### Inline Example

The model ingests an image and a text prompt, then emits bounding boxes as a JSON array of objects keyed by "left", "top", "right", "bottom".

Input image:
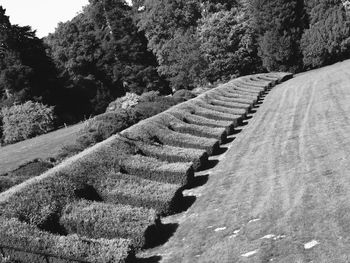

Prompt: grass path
[
  {"left": 140, "top": 60, "right": 350, "bottom": 262},
  {"left": 0, "top": 123, "right": 82, "bottom": 174}
]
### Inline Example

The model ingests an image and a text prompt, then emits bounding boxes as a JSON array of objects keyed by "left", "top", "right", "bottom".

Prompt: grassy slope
[
  {"left": 0, "top": 123, "right": 82, "bottom": 174},
  {"left": 139, "top": 60, "right": 350, "bottom": 262}
]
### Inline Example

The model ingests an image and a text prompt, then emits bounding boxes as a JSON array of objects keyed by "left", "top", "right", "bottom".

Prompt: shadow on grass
[
  {"left": 144, "top": 223, "right": 179, "bottom": 249},
  {"left": 172, "top": 195, "right": 196, "bottom": 214},
  {"left": 223, "top": 136, "right": 235, "bottom": 144},
  {"left": 185, "top": 174, "right": 209, "bottom": 188},
  {"left": 240, "top": 121, "right": 249, "bottom": 126},
  {"left": 133, "top": 255, "right": 162, "bottom": 263},
  {"left": 212, "top": 146, "right": 228, "bottom": 156}
]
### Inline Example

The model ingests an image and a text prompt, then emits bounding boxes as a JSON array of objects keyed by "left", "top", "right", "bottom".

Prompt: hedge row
[
  {"left": 60, "top": 200, "right": 158, "bottom": 249},
  {"left": 0, "top": 72, "right": 293, "bottom": 262},
  {"left": 169, "top": 109, "right": 234, "bottom": 134},
  {"left": 155, "top": 113, "right": 227, "bottom": 143},
  {"left": 0, "top": 217, "right": 133, "bottom": 263},
  {"left": 123, "top": 122, "right": 220, "bottom": 155},
  {"left": 95, "top": 172, "right": 182, "bottom": 215}
]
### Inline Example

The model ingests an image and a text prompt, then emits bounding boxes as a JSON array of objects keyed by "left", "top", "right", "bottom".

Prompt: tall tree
[
  {"left": 301, "top": 0, "right": 350, "bottom": 68},
  {"left": 249, "top": 0, "right": 307, "bottom": 72},
  {"left": 137, "top": 0, "right": 205, "bottom": 90},
  {"left": 0, "top": 6, "right": 59, "bottom": 107}
]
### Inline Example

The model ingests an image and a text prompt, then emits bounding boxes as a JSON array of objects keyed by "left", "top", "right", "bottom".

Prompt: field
[
  {"left": 139, "top": 60, "right": 350, "bottom": 262},
  {"left": 0, "top": 71, "right": 291, "bottom": 262}
]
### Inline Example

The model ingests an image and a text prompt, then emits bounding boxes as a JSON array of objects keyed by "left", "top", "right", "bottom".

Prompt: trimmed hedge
[
  {"left": 180, "top": 104, "right": 242, "bottom": 125},
  {"left": 221, "top": 85, "right": 261, "bottom": 97},
  {"left": 211, "top": 93, "right": 256, "bottom": 106},
  {"left": 95, "top": 172, "right": 182, "bottom": 215},
  {"left": 238, "top": 81, "right": 269, "bottom": 90},
  {"left": 0, "top": 217, "right": 133, "bottom": 263},
  {"left": 118, "top": 135, "right": 208, "bottom": 170},
  {"left": 60, "top": 200, "right": 158, "bottom": 249},
  {"left": 123, "top": 121, "right": 220, "bottom": 155},
  {"left": 169, "top": 109, "right": 234, "bottom": 134},
  {"left": 62, "top": 141, "right": 194, "bottom": 186},
  {"left": 206, "top": 98, "right": 252, "bottom": 111},
  {"left": 0, "top": 159, "right": 53, "bottom": 193},
  {"left": 192, "top": 100, "right": 247, "bottom": 117},
  {"left": 155, "top": 113, "right": 227, "bottom": 143},
  {"left": 214, "top": 89, "right": 258, "bottom": 102},
  {"left": 232, "top": 81, "right": 266, "bottom": 93},
  {"left": 0, "top": 172, "right": 81, "bottom": 229}
]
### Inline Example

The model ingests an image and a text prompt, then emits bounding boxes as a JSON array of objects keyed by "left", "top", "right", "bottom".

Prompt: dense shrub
[
  {"left": 60, "top": 200, "right": 158, "bottom": 249},
  {"left": 106, "top": 93, "right": 141, "bottom": 112},
  {"left": 133, "top": 95, "right": 178, "bottom": 121},
  {"left": 0, "top": 217, "right": 133, "bottom": 263},
  {"left": 0, "top": 159, "right": 53, "bottom": 193},
  {"left": 169, "top": 109, "right": 235, "bottom": 134},
  {"left": 95, "top": 172, "right": 182, "bottom": 215},
  {"left": 1, "top": 101, "right": 54, "bottom": 144},
  {"left": 301, "top": 1, "right": 350, "bottom": 68},
  {"left": 172, "top": 89, "right": 196, "bottom": 102},
  {"left": 58, "top": 110, "right": 137, "bottom": 160},
  {"left": 192, "top": 100, "right": 247, "bottom": 117}
]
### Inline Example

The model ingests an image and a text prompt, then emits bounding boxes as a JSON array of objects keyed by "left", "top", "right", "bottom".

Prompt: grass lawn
[{"left": 0, "top": 123, "right": 83, "bottom": 175}]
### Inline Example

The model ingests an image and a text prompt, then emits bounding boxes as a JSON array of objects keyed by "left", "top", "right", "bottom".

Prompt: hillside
[{"left": 139, "top": 60, "right": 350, "bottom": 262}]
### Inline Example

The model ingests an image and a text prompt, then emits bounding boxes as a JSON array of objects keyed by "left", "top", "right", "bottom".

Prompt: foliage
[
  {"left": 137, "top": 0, "right": 206, "bottom": 90},
  {"left": 249, "top": 0, "right": 307, "bottom": 72},
  {"left": 0, "top": 217, "right": 133, "bottom": 263},
  {"left": 60, "top": 200, "right": 158, "bottom": 249},
  {"left": 301, "top": 0, "right": 350, "bottom": 68},
  {"left": 106, "top": 92, "right": 140, "bottom": 112},
  {"left": 198, "top": 8, "right": 260, "bottom": 82},
  {"left": 1, "top": 101, "right": 54, "bottom": 144}
]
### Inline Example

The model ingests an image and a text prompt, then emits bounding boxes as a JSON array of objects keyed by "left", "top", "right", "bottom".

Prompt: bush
[
  {"left": 58, "top": 110, "right": 137, "bottom": 160},
  {"left": 192, "top": 100, "right": 247, "bottom": 118},
  {"left": 155, "top": 113, "right": 227, "bottom": 143},
  {"left": 180, "top": 104, "right": 242, "bottom": 126},
  {"left": 221, "top": 85, "right": 261, "bottom": 97},
  {"left": 212, "top": 93, "right": 256, "bottom": 106},
  {"left": 234, "top": 80, "right": 267, "bottom": 91},
  {"left": 133, "top": 96, "right": 178, "bottom": 121},
  {"left": 60, "top": 200, "right": 158, "bottom": 249},
  {"left": 95, "top": 172, "right": 182, "bottom": 216},
  {"left": 124, "top": 121, "right": 220, "bottom": 155},
  {"left": 106, "top": 93, "right": 140, "bottom": 112},
  {"left": 0, "top": 172, "right": 81, "bottom": 230},
  {"left": 169, "top": 109, "right": 234, "bottom": 134},
  {"left": 215, "top": 88, "right": 258, "bottom": 101},
  {"left": 1, "top": 101, "right": 54, "bottom": 144},
  {"left": 172, "top": 89, "right": 196, "bottom": 102},
  {"left": 0, "top": 159, "right": 53, "bottom": 193},
  {"left": 120, "top": 135, "right": 208, "bottom": 170},
  {"left": 0, "top": 217, "right": 133, "bottom": 263}
]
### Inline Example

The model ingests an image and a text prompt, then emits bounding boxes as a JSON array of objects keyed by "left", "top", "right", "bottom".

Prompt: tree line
[{"left": 0, "top": 0, "right": 350, "bottom": 126}]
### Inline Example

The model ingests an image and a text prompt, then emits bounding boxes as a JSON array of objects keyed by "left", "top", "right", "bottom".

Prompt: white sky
[{"left": 0, "top": 0, "right": 133, "bottom": 38}]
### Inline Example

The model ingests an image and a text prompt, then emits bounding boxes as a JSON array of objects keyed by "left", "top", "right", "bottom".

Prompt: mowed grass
[{"left": 0, "top": 123, "right": 83, "bottom": 175}]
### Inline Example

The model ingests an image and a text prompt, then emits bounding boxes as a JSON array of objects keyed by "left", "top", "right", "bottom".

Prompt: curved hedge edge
[
  {"left": 116, "top": 134, "right": 208, "bottom": 171},
  {"left": 200, "top": 94, "right": 252, "bottom": 111},
  {"left": 97, "top": 172, "right": 183, "bottom": 216},
  {"left": 211, "top": 93, "right": 256, "bottom": 107},
  {"left": 120, "top": 154, "right": 194, "bottom": 186},
  {"left": 244, "top": 76, "right": 273, "bottom": 87},
  {"left": 60, "top": 200, "right": 158, "bottom": 250},
  {"left": 122, "top": 121, "right": 220, "bottom": 156},
  {"left": 191, "top": 100, "right": 247, "bottom": 117},
  {"left": 232, "top": 81, "right": 267, "bottom": 92},
  {"left": 0, "top": 217, "right": 134, "bottom": 263},
  {"left": 214, "top": 89, "right": 258, "bottom": 102},
  {"left": 168, "top": 110, "right": 234, "bottom": 134},
  {"left": 154, "top": 113, "right": 227, "bottom": 143},
  {"left": 222, "top": 85, "right": 262, "bottom": 97}
]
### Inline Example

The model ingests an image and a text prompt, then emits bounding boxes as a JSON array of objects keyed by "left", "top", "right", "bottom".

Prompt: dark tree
[
  {"left": 301, "top": 0, "right": 350, "bottom": 68},
  {"left": 249, "top": 0, "right": 307, "bottom": 72}
]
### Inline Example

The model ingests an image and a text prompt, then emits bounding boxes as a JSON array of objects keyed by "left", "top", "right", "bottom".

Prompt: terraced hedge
[{"left": 0, "top": 72, "right": 292, "bottom": 262}]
